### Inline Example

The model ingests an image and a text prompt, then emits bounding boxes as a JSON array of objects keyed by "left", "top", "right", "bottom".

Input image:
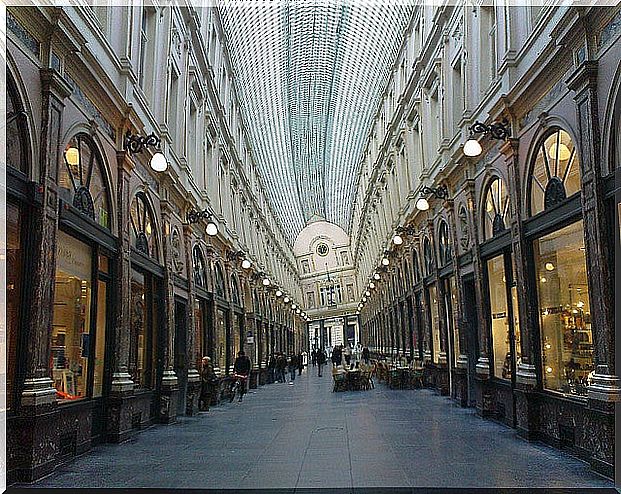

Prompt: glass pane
[
  {"left": 7, "top": 202, "right": 23, "bottom": 410},
  {"left": 93, "top": 280, "right": 107, "bottom": 397},
  {"left": 428, "top": 285, "right": 440, "bottom": 364},
  {"left": 130, "top": 269, "right": 152, "bottom": 388},
  {"left": 535, "top": 220, "right": 593, "bottom": 396},
  {"left": 215, "top": 308, "right": 227, "bottom": 372},
  {"left": 487, "top": 255, "right": 511, "bottom": 380},
  {"left": 511, "top": 259, "right": 522, "bottom": 368},
  {"left": 194, "top": 299, "right": 205, "bottom": 370},
  {"left": 52, "top": 231, "right": 92, "bottom": 401},
  {"left": 449, "top": 277, "right": 460, "bottom": 365},
  {"left": 7, "top": 83, "right": 26, "bottom": 173}
]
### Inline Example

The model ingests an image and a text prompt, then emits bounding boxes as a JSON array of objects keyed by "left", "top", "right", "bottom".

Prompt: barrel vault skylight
[{"left": 218, "top": 3, "right": 413, "bottom": 243}]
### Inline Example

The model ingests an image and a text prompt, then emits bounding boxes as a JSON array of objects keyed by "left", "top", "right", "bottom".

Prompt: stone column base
[
  {"left": 8, "top": 401, "right": 59, "bottom": 483},
  {"left": 158, "top": 370, "right": 178, "bottom": 424},
  {"left": 475, "top": 375, "right": 494, "bottom": 418},
  {"left": 453, "top": 367, "right": 468, "bottom": 407},
  {"left": 185, "top": 371, "right": 201, "bottom": 416},
  {"left": 514, "top": 387, "right": 539, "bottom": 441}
]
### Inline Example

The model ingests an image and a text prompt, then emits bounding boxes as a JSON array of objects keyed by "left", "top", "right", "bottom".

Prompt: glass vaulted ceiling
[{"left": 219, "top": 3, "right": 412, "bottom": 243}]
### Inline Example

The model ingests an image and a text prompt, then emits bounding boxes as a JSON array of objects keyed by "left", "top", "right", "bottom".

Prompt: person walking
[
  {"left": 288, "top": 354, "right": 298, "bottom": 384},
  {"left": 311, "top": 349, "right": 317, "bottom": 367},
  {"left": 317, "top": 347, "right": 327, "bottom": 377},
  {"left": 199, "top": 356, "right": 217, "bottom": 411},
  {"left": 297, "top": 352, "right": 304, "bottom": 376},
  {"left": 344, "top": 345, "right": 352, "bottom": 367},
  {"left": 362, "top": 346, "right": 370, "bottom": 365},
  {"left": 268, "top": 354, "right": 276, "bottom": 384},
  {"left": 276, "top": 353, "right": 287, "bottom": 383}
]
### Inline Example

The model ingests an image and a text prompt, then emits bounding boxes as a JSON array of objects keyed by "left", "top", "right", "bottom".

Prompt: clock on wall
[{"left": 316, "top": 243, "right": 329, "bottom": 257}]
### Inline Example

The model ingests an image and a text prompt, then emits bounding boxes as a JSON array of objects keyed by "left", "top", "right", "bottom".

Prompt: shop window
[
  {"left": 215, "top": 308, "right": 227, "bottom": 371},
  {"left": 7, "top": 202, "right": 24, "bottom": 410},
  {"left": 534, "top": 220, "right": 593, "bottom": 396},
  {"left": 59, "top": 134, "right": 111, "bottom": 229},
  {"left": 483, "top": 177, "right": 509, "bottom": 239},
  {"left": 7, "top": 73, "right": 29, "bottom": 174},
  {"left": 192, "top": 245, "right": 208, "bottom": 289},
  {"left": 93, "top": 279, "right": 108, "bottom": 397},
  {"left": 214, "top": 263, "right": 226, "bottom": 299},
  {"left": 423, "top": 237, "right": 434, "bottom": 276},
  {"left": 530, "top": 128, "right": 581, "bottom": 216},
  {"left": 446, "top": 276, "right": 460, "bottom": 365},
  {"left": 194, "top": 299, "right": 205, "bottom": 369},
  {"left": 427, "top": 285, "right": 440, "bottom": 363},
  {"left": 487, "top": 255, "right": 512, "bottom": 380},
  {"left": 130, "top": 193, "right": 158, "bottom": 260},
  {"left": 129, "top": 269, "right": 158, "bottom": 388},
  {"left": 232, "top": 313, "right": 242, "bottom": 360},
  {"left": 437, "top": 220, "right": 452, "bottom": 267},
  {"left": 52, "top": 231, "right": 93, "bottom": 401}
]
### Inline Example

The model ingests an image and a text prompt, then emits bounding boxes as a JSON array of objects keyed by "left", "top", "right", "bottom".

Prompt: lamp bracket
[
  {"left": 187, "top": 208, "right": 212, "bottom": 224},
  {"left": 468, "top": 119, "right": 510, "bottom": 141},
  {"left": 422, "top": 184, "right": 449, "bottom": 200},
  {"left": 125, "top": 132, "right": 161, "bottom": 155}
]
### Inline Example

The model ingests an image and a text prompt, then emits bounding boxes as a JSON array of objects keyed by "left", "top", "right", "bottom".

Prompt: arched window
[
  {"left": 192, "top": 246, "right": 207, "bottom": 289},
  {"left": 231, "top": 276, "right": 241, "bottom": 306},
  {"left": 530, "top": 128, "right": 581, "bottom": 216},
  {"left": 423, "top": 237, "right": 434, "bottom": 277},
  {"left": 483, "top": 177, "right": 509, "bottom": 239},
  {"left": 437, "top": 220, "right": 452, "bottom": 266},
  {"left": 130, "top": 193, "right": 158, "bottom": 260},
  {"left": 412, "top": 249, "right": 421, "bottom": 283},
  {"left": 214, "top": 263, "right": 226, "bottom": 299},
  {"left": 60, "top": 133, "right": 111, "bottom": 229},
  {"left": 7, "top": 72, "right": 29, "bottom": 174},
  {"left": 403, "top": 260, "right": 410, "bottom": 289}
]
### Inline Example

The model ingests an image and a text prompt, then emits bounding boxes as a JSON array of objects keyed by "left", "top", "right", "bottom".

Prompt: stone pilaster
[
  {"left": 106, "top": 150, "right": 137, "bottom": 443},
  {"left": 566, "top": 61, "right": 620, "bottom": 406},
  {"left": 182, "top": 223, "right": 200, "bottom": 416},
  {"left": 158, "top": 200, "right": 178, "bottom": 424}
]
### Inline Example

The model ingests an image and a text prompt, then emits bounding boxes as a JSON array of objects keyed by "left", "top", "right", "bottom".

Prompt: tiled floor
[{"left": 29, "top": 369, "right": 613, "bottom": 489}]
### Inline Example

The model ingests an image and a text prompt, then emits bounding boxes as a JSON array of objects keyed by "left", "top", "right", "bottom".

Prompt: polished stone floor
[{"left": 30, "top": 369, "right": 613, "bottom": 489}]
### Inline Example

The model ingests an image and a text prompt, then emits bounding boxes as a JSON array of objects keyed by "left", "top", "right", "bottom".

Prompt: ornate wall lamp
[
  {"left": 187, "top": 208, "right": 218, "bottom": 236},
  {"left": 463, "top": 119, "right": 510, "bottom": 157},
  {"left": 416, "top": 184, "right": 449, "bottom": 211},
  {"left": 227, "top": 250, "right": 251, "bottom": 269},
  {"left": 393, "top": 224, "right": 417, "bottom": 245},
  {"left": 124, "top": 131, "right": 168, "bottom": 172}
]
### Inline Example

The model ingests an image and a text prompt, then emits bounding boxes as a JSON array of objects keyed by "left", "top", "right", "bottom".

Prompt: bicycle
[{"left": 229, "top": 373, "right": 248, "bottom": 402}]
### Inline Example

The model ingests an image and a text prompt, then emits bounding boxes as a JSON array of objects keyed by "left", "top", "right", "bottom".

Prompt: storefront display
[
  {"left": 487, "top": 255, "right": 511, "bottom": 380},
  {"left": 449, "top": 277, "right": 460, "bottom": 364},
  {"left": 194, "top": 299, "right": 205, "bottom": 368},
  {"left": 534, "top": 220, "right": 593, "bottom": 396},
  {"left": 130, "top": 269, "right": 157, "bottom": 388},
  {"left": 7, "top": 201, "right": 23, "bottom": 410},
  {"left": 215, "top": 308, "right": 227, "bottom": 371},
  {"left": 52, "top": 231, "right": 93, "bottom": 401},
  {"left": 427, "top": 285, "right": 441, "bottom": 363}
]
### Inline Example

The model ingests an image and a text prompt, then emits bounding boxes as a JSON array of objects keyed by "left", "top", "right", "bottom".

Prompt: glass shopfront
[
  {"left": 52, "top": 230, "right": 108, "bottom": 401},
  {"left": 232, "top": 312, "right": 242, "bottom": 357},
  {"left": 444, "top": 276, "right": 460, "bottom": 365},
  {"left": 534, "top": 220, "right": 593, "bottom": 396},
  {"left": 427, "top": 284, "right": 441, "bottom": 363},
  {"left": 129, "top": 269, "right": 158, "bottom": 388},
  {"left": 215, "top": 308, "right": 227, "bottom": 371},
  {"left": 7, "top": 201, "right": 24, "bottom": 410},
  {"left": 487, "top": 255, "right": 511, "bottom": 379}
]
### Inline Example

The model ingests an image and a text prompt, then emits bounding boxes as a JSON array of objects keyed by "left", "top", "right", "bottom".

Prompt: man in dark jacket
[
  {"left": 297, "top": 352, "right": 304, "bottom": 375},
  {"left": 288, "top": 354, "right": 298, "bottom": 384},
  {"left": 268, "top": 354, "right": 276, "bottom": 383},
  {"left": 317, "top": 348, "right": 327, "bottom": 377},
  {"left": 362, "top": 347, "right": 370, "bottom": 365},
  {"left": 276, "top": 353, "right": 287, "bottom": 383}
]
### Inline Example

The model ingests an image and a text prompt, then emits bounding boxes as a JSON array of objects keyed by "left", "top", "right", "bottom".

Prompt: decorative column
[
  {"left": 13, "top": 68, "right": 71, "bottom": 482},
  {"left": 567, "top": 62, "right": 620, "bottom": 404},
  {"left": 106, "top": 150, "right": 137, "bottom": 442},
  {"left": 182, "top": 224, "right": 200, "bottom": 416},
  {"left": 158, "top": 199, "right": 179, "bottom": 424},
  {"left": 464, "top": 178, "right": 493, "bottom": 416},
  {"left": 445, "top": 197, "right": 469, "bottom": 406}
]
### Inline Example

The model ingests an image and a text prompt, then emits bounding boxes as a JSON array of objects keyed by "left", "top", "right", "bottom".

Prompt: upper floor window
[
  {"left": 214, "top": 263, "right": 226, "bottom": 299},
  {"left": 423, "top": 237, "right": 434, "bottom": 277},
  {"left": 483, "top": 176, "right": 509, "bottom": 239},
  {"left": 530, "top": 128, "right": 580, "bottom": 216},
  {"left": 61, "top": 133, "right": 111, "bottom": 230},
  {"left": 192, "top": 246, "right": 207, "bottom": 289},
  {"left": 231, "top": 276, "right": 241, "bottom": 306},
  {"left": 412, "top": 249, "right": 422, "bottom": 283},
  {"left": 130, "top": 193, "right": 158, "bottom": 260},
  {"left": 437, "top": 220, "right": 452, "bottom": 267},
  {"left": 7, "top": 72, "right": 29, "bottom": 174}
]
